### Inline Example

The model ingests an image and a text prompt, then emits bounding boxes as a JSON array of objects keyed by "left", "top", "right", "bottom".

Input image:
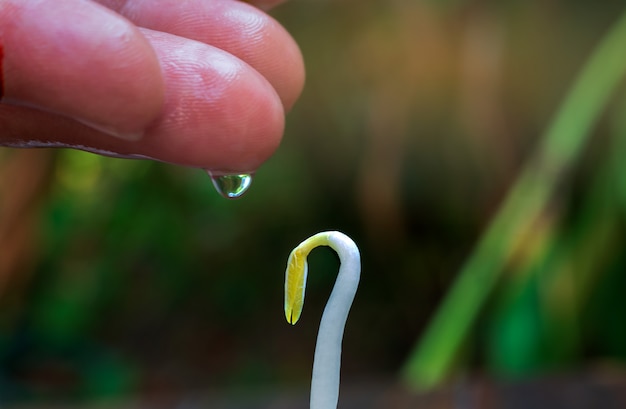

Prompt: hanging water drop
[{"left": 207, "top": 171, "right": 254, "bottom": 199}]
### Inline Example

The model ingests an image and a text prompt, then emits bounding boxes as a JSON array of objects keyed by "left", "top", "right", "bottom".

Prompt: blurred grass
[
  {"left": 2, "top": 0, "right": 626, "bottom": 404},
  {"left": 401, "top": 5, "right": 626, "bottom": 389}
]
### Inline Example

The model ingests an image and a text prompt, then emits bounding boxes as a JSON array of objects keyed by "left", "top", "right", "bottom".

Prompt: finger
[
  {"left": 135, "top": 28, "right": 286, "bottom": 171},
  {"left": 0, "top": 29, "right": 285, "bottom": 172},
  {"left": 0, "top": 0, "right": 165, "bottom": 140},
  {"left": 96, "top": 0, "right": 304, "bottom": 111}
]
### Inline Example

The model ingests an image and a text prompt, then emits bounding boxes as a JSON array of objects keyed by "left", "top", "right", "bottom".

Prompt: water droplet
[{"left": 207, "top": 171, "right": 254, "bottom": 199}]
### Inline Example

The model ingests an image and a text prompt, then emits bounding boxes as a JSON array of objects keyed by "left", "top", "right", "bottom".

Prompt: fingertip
[
  {"left": 222, "top": 1, "right": 305, "bottom": 110},
  {"left": 220, "top": 73, "right": 286, "bottom": 172},
  {"left": 145, "top": 31, "right": 286, "bottom": 171},
  {"left": 210, "top": 1, "right": 306, "bottom": 111}
]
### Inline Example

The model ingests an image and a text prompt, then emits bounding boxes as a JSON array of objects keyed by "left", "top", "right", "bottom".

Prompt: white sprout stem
[{"left": 284, "top": 231, "right": 361, "bottom": 409}]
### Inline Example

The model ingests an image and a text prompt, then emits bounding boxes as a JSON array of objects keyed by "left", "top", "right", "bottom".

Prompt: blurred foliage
[
  {"left": 2, "top": 0, "right": 626, "bottom": 404},
  {"left": 402, "top": 4, "right": 626, "bottom": 388}
]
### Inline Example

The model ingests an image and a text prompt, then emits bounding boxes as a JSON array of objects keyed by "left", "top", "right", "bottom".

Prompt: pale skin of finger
[
  {"left": 0, "top": 0, "right": 165, "bottom": 137},
  {"left": 1, "top": 28, "right": 285, "bottom": 172},
  {"left": 95, "top": 0, "right": 304, "bottom": 111},
  {"left": 0, "top": 0, "right": 304, "bottom": 171}
]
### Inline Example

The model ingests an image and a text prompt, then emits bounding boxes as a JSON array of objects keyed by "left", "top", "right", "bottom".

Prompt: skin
[{"left": 0, "top": 0, "right": 304, "bottom": 173}]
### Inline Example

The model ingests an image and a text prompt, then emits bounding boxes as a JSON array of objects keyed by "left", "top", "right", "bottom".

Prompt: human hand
[{"left": 0, "top": 0, "right": 304, "bottom": 173}]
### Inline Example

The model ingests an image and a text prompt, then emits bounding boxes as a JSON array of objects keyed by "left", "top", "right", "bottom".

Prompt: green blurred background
[{"left": 2, "top": 0, "right": 626, "bottom": 404}]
